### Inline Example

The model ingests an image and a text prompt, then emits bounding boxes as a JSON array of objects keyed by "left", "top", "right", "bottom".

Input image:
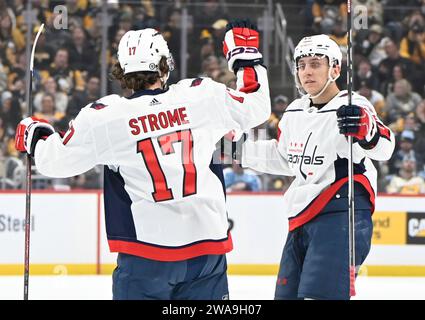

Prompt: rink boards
[{"left": 0, "top": 191, "right": 424, "bottom": 276}]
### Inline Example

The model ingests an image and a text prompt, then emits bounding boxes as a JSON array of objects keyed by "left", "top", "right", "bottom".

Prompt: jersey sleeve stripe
[
  {"left": 377, "top": 122, "right": 391, "bottom": 141},
  {"left": 239, "top": 66, "right": 260, "bottom": 93}
]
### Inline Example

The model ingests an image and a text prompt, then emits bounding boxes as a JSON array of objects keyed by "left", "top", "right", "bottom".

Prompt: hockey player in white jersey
[
  {"left": 238, "top": 35, "right": 395, "bottom": 299},
  {"left": 15, "top": 20, "right": 270, "bottom": 300}
]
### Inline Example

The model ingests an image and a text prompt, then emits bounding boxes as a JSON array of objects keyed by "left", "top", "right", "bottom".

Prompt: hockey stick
[
  {"left": 346, "top": 1, "right": 356, "bottom": 297},
  {"left": 23, "top": 23, "right": 44, "bottom": 301}
]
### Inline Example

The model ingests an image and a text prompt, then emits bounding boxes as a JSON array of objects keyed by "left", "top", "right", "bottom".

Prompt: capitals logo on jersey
[{"left": 287, "top": 132, "right": 325, "bottom": 179}]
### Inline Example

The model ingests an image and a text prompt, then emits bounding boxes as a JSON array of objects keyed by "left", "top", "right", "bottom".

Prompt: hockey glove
[
  {"left": 223, "top": 19, "right": 263, "bottom": 73},
  {"left": 15, "top": 117, "right": 55, "bottom": 156},
  {"left": 337, "top": 105, "right": 379, "bottom": 149}
]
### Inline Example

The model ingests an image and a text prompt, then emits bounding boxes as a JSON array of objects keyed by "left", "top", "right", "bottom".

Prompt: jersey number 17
[{"left": 137, "top": 129, "right": 197, "bottom": 202}]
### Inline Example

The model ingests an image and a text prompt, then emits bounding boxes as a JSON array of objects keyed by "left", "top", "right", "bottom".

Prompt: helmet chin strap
[{"left": 307, "top": 67, "right": 340, "bottom": 100}]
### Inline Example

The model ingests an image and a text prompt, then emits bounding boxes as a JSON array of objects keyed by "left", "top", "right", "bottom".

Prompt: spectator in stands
[
  {"left": 32, "top": 29, "right": 55, "bottom": 71},
  {"left": 84, "top": 7, "right": 103, "bottom": 51},
  {"left": 108, "top": 28, "right": 127, "bottom": 94},
  {"left": 66, "top": 26, "right": 98, "bottom": 74},
  {"left": 118, "top": 11, "right": 133, "bottom": 33},
  {"left": 66, "top": 75, "right": 100, "bottom": 119},
  {"left": 211, "top": 19, "right": 228, "bottom": 58},
  {"left": 6, "top": 51, "right": 26, "bottom": 92},
  {"left": 354, "top": 59, "right": 380, "bottom": 91},
  {"left": 355, "top": 24, "right": 387, "bottom": 67},
  {"left": 110, "top": 28, "right": 126, "bottom": 60},
  {"left": 0, "top": 11, "right": 25, "bottom": 55},
  {"left": 403, "top": 9, "right": 425, "bottom": 35},
  {"left": 311, "top": 0, "right": 347, "bottom": 34},
  {"left": 388, "top": 129, "right": 421, "bottom": 175},
  {"left": 194, "top": 29, "right": 216, "bottom": 78},
  {"left": 41, "top": 48, "right": 85, "bottom": 94},
  {"left": 357, "top": 79, "right": 386, "bottom": 121},
  {"left": 0, "top": 90, "right": 21, "bottom": 135},
  {"left": 132, "top": 4, "right": 158, "bottom": 30},
  {"left": 9, "top": 76, "right": 26, "bottom": 114},
  {"left": 162, "top": 8, "right": 196, "bottom": 80},
  {"left": 224, "top": 162, "right": 262, "bottom": 192},
  {"left": 414, "top": 100, "right": 425, "bottom": 171},
  {"left": 328, "top": 18, "right": 347, "bottom": 52},
  {"left": 399, "top": 21, "right": 425, "bottom": 67},
  {"left": 33, "top": 77, "right": 68, "bottom": 114},
  {"left": 193, "top": 0, "right": 228, "bottom": 30},
  {"left": 386, "top": 79, "right": 422, "bottom": 128},
  {"left": 381, "top": 63, "right": 409, "bottom": 96},
  {"left": 404, "top": 112, "right": 420, "bottom": 132},
  {"left": 378, "top": 38, "right": 414, "bottom": 94},
  {"left": 403, "top": 113, "right": 423, "bottom": 172},
  {"left": 0, "top": 89, "right": 20, "bottom": 159},
  {"left": 386, "top": 155, "right": 425, "bottom": 194},
  {"left": 33, "top": 93, "right": 65, "bottom": 127},
  {"left": 216, "top": 71, "right": 236, "bottom": 89},
  {"left": 199, "top": 55, "right": 221, "bottom": 80},
  {"left": 267, "top": 95, "right": 289, "bottom": 140}
]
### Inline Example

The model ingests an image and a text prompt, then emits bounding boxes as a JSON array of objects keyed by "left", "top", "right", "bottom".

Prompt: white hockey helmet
[
  {"left": 293, "top": 34, "right": 342, "bottom": 98},
  {"left": 293, "top": 34, "right": 342, "bottom": 67},
  {"left": 117, "top": 28, "right": 174, "bottom": 75}
]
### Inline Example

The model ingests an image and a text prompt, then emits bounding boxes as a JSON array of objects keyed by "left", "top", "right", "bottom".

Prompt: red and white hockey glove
[
  {"left": 222, "top": 19, "right": 263, "bottom": 73},
  {"left": 15, "top": 117, "right": 54, "bottom": 156},
  {"left": 337, "top": 105, "right": 379, "bottom": 149}
]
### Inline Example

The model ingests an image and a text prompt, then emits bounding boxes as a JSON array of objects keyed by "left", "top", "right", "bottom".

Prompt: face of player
[{"left": 297, "top": 55, "right": 340, "bottom": 96}]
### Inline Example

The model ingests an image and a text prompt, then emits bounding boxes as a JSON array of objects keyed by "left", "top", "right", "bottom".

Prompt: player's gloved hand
[
  {"left": 222, "top": 19, "right": 263, "bottom": 73},
  {"left": 220, "top": 131, "right": 248, "bottom": 162},
  {"left": 337, "top": 104, "right": 378, "bottom": 146},
  {"left": 15, "top": 117, "right": 54, "bottom": 156}
]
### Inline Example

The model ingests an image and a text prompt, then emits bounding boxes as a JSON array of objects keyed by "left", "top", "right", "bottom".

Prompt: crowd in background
[{"left": 0, "top": 0, "right": 424, "bottom": 195}]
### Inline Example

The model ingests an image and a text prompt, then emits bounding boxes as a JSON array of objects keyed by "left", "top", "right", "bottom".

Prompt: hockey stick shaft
[
  {"left": 24, "top": 23, "right": 44, "bottom": 301},
  {"left": 346, "top": 1, "right": 356, "bottom": 297}
]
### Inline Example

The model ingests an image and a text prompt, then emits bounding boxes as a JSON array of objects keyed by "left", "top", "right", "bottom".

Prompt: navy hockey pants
[
  {"left": 112, "top": 253, "right": 229, "bottom": 300},
  {"left": 274, "top": 194, "right": 373, "bottom": 300}
]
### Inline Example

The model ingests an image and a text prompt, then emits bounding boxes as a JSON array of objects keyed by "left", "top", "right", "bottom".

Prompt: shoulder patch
[
  {"left": 90, "top": 102, "right": 107, "bottom": 110},
  {"left": 190, "top": 78, "right": 204, "bottom": 87}
]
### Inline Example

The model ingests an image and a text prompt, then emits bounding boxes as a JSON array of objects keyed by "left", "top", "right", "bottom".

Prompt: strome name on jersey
[{"left": 128, "top": 107, "right": 190, "bottom": 134}]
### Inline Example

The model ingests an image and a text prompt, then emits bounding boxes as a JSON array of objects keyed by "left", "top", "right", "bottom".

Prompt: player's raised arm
[{"left": 220, "top": 19, "right": 271, "bottom": 130}]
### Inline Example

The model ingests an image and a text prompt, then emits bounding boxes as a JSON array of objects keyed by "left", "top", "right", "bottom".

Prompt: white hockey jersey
[
  {"left": 34, "top": 65, "right": 270, "bottom": 261},
  {"left": 242, "top": 90, "right": 395, "bottom": 231}
]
